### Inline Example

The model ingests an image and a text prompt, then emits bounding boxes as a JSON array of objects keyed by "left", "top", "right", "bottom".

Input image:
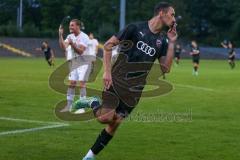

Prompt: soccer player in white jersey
[
  {"left": 88, "top": 33, "right": 99, "bottom": 72},
  {"left": 58, "top": 19, "right": 91, "bottom": 112},
  {"left": 88, "top": 33, "right": 99, "bottom": 58}
]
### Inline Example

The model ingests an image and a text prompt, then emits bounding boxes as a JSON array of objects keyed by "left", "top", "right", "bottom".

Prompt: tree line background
[{"left": 0, "top": 0, "right": 239, "bottom": 46}]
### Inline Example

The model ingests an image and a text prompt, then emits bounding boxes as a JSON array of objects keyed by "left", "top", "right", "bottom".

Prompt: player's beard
[{"left": 161, "top": 25, "right": 169, "bottom": 33}]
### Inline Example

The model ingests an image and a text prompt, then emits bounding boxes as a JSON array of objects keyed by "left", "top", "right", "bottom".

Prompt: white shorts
[{"left": 68, "top": 62, "right": 92, "bottom": 81}]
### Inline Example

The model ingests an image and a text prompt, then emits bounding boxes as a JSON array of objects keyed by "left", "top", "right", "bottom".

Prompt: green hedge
[{"left": 0, "top": 23, "right": 57, "bottom": 38}]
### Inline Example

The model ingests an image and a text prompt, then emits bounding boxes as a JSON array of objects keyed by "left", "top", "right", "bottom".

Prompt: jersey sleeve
[
  {"left": 65, "top": 35, "right": 70, "bottom": 43},
  {"left": 159, "top": 38, "right": 169, "bottom": 58},
  {"left": 80, "top": 35, "right": 90, "bottom": 48},
  {"left": 95, "top": 39, "right": 99, "bottom": 46},
  {"left": 114, "top": 24, "right": 137, "bottom": 41}
]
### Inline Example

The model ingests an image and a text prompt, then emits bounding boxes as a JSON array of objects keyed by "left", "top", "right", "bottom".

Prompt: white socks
[
  {"left": 80, "top": 87, "right": 87, "bottom": 99},
  {"left": 67, "top": 87, "right": 75, "bottom": 106},
  {"left": 85, "top": 149, "right": 95, "bottom": 158}
]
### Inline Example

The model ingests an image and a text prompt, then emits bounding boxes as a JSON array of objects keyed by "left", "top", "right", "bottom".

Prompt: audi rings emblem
[{"left": 136, "top": 41, "right": 156, "bottom": 57}]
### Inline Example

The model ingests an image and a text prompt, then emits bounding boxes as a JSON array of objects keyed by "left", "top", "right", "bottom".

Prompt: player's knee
[
  {"left": 79, "top": 81, "right": 86, "bottom": 88},
  {"left": 96, "top": 110, "right": 115, "bottom": 124},
  {"left": 97, "top": 115, "right": 114, "bottom": 124},
  {"left": 97, "top": 117, "right": 112, "bottom": 124},
  {"left": 69, "top": 81, "right": 77, "bottom": 88}
]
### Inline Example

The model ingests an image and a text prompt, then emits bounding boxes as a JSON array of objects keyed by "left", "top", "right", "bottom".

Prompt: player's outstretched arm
[
  {"left": 160, "top": 42, "right": 175, "bottom": 73},
  {"left": 221, "top": 42, "right": 228, "bottom": 48},
  {"left": 35, "top": 47, "right": 42, "bottom": 52},
  {"left": 58, "top": 26, "right": 68, "bottom": 50},
  {"left": 103, "top": 36, "right": 120, "bottom": 89}
]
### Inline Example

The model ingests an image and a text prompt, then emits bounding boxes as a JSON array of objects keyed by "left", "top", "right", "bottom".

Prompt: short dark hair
[
  {"left": 154, "top": 2, "right": 172, "bottom": 16},
  {"left": 71, "top": 19, "right": 81, "bottom": 26}
]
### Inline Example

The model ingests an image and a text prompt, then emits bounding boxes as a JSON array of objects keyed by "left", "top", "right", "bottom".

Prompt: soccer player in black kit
[
  {"left": 36, "top": 41, "right": 55, "bottom": 66},
  {"left": 82, "top": 2, "right": 177, "bottom": 160},
  {"left": 174, "top": 43, "right": 182, "bottom": 66},
  {"left": 221, "top": 41, "right": 236, "bottom": 69},
  {"left": 190, "top": 40, "right": 200, "bottom": 76}
]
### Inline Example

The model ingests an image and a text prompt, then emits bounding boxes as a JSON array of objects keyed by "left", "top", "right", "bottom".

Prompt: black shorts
[
  {"left": 192, "top": 57, "right": 200, "bottom": 64},
  {"left": 229, "top": 56, "right": 235, "bottom": 61},
  {"left": 102, "top": 86, "right": 139, "bottom": 118},
  {"left": 175, "top": 53, "right": 180, "bottom": 59},
  {"left": 175, "top": 55, "right": 180, "bottom": 59},
  {"left": 45, "top": 56, "right": 51, "bottom": 61}
]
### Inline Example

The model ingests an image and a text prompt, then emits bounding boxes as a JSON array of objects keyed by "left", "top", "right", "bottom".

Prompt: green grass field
[{"left": 0, "top": 58, "right": 240, "bottom": 160}]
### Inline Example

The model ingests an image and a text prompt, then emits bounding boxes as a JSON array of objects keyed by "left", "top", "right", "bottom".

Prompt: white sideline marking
[
  {"left": 174, "top": 83, "right": 214, "bottom": 92},
  {"left": 0, "top": 124, "right": 68, "bottom": 136},
  {"left": 0, "top": 117, "right": 63, "bottom": 125},
  {"left": 0, "top": 117, "right": 69, "bottom": 137}
]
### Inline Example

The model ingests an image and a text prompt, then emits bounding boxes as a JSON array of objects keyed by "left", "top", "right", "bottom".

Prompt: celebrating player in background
[
  {"left": 221, "top": 40, "right": 236, "bottom": 69},
  {"left": 190, "top": 40, "right": 200, "bottom": 76},
  {"left": 174, "top": 43, "right": 182, "bottom": 66},
  {"left": 82, "top": 2, "right": 177, "bottom": 160},
  {"left": 35, "top": 41, "right": 55, "bottom": 67},
  {"left": 88, "top": 32, "right": 99, "bottom": 72},
  {"left": 58, "top": 19, "right": 91, "bottom": 112}
]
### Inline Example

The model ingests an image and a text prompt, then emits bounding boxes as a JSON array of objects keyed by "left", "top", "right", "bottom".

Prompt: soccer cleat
[
  {"left": 82, "top": 157, "right": 96, "bottom": 160},
  {"left": 60, "top": 104, "right": 72, "bottom": 113},
  {"left": 74, "top": 108, "right": 86, "bottom": 114},
  {"left": 72, "top": 96, "right": 101, "bottom": 111}
]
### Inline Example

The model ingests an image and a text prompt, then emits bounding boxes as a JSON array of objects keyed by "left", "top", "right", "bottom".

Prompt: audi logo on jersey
[{"left": 136, "top": 41, "right": 156, "bottom": 57}]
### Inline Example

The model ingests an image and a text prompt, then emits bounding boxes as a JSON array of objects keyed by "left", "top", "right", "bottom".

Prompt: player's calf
[
  {"left": 61, "top": 81, "right": 77, "bottom": 112},
  {"left": 79, "top": 81, "right": 87, "bottom": 99},
  {"left": 83, "top": 114, "right": 122, "bottom": 160}
]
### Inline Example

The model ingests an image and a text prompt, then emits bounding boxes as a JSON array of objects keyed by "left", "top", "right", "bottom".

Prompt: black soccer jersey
[
  {"left": 107, "top": 21, "right": 169, "bottom": 107},
  {"left": 191, "top": 45, "right": 200, "bottom": 58},
  {"left": 115, "top": 21, "right": 168, "bottom": 63},
  {"left": 175, "top": 46, "right": 181, "bottom": 57},
  {"left": 42, "top": 47, "right": 52, "bottom": 60},
  {"left": 228, "top": 48, "right": 235, "bottom": 56},
  {"left": 113, "top": 21, "right": 168, "bottom": 78}
]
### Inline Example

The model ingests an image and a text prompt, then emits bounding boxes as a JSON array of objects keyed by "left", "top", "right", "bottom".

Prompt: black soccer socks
[{"left": 91, "top": 129, "right": 113, "bottom": 155}]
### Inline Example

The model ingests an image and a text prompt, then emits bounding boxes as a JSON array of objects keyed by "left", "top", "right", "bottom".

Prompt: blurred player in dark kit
[
  {"left": 190, "top": 40, "right": 200, "bottom": 76},
  {"left": 221, "top": 40, "right": 236, "bottom": 69},
  {"left": 35, "top": 41, "right": 55, "bottom": 67}
]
